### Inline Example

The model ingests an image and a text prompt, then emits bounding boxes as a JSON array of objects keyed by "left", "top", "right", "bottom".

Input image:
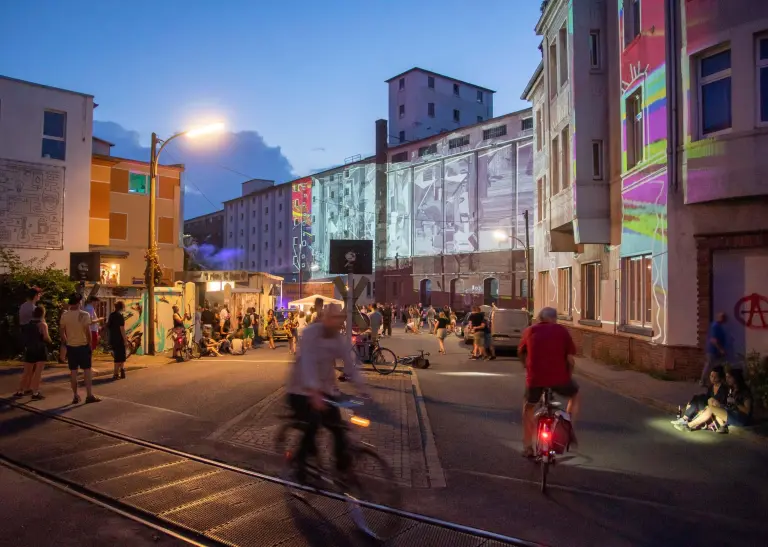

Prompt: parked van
[{"left": 489, "top": 308, "right": 530, "bottom": 352}]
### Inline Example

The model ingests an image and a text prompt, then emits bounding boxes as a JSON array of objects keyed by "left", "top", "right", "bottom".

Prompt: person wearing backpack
[{"left": 241, "top": 309, "right": 254, "bottom": 350}]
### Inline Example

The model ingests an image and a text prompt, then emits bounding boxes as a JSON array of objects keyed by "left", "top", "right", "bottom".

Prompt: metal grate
[
  {"left": 162, "top": 480, "right": 284, "bottom": 532},
  {"left": 387, "top": 523, "right": 486, "bottom": 546},
  {"left": 36, "top": 443, "right": 147, "bottom": 473},
  {"left": 61, "top": 450, "right": 184, "bottom": 485},
  {"left": 91, "top": 460, "right": 212, "bottom": 499},
  {"left": 123, "top": 470, "right": 251, "bottom": 514},
  {"left": 0, "top": 432, "right": 112, "bottom": 462}
]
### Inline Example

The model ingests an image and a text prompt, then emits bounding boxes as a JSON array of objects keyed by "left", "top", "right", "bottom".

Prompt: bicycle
[
  {"left": 534, "top": 388, "right": 572, "bottom": 493},
  {"left": 351, "top": 333, "right": 398, "bottom": 375},
  {"left": 275, "top": 397, "right": 401, "bottom": 541},
  {"left": 397, "top": 349, "right": 431, "bottom": 370}
]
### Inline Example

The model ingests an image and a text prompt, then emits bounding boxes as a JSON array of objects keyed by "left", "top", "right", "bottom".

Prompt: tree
[{"left": 0, "top": 247, "right": 77, "bottom": 358}]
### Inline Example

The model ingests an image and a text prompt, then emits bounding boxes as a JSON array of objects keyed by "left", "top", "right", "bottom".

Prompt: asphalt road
[{"left": 3, "top": 331, "right": 768, "bottom": 546}]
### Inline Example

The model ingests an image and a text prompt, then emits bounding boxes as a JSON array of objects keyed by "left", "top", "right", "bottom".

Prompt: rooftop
[
  {"left": 385, "top": 67, "right": 496, "bottom": 93},
  {"left": 520, "top": 62, "right": 544, "bottom": 100},
  {"left": 0, "top": 75, "right": 94, "bottom": 98}
]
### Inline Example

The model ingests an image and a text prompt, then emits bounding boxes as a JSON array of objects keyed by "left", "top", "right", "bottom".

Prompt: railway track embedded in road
[{"left": 0, "top": 398, "right": 545, "bottom": 547}]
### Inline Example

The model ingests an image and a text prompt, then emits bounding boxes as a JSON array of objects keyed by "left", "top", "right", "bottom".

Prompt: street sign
[
  {"left": 333, "top": 275, "right": 369, "bottom": 330},
  {"left": 329, "top": 239, "right": 373, "bottom": 274},
  {"left": 69, "top": 252, "right": 101, "bottom": 282}
]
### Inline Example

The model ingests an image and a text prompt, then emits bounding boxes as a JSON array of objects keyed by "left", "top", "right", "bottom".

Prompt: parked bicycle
[
  {"left": 275, "top": 397, "right": 401, "bottom": 541},
  {"left": 350, "top": 333, "right": 398, "bottom": 375},
  {"left": 173, "top": 324, "right": 201, "bottom": 361},
  {"left": 534, "top": 388, "right": 573, "bottom": 493}
]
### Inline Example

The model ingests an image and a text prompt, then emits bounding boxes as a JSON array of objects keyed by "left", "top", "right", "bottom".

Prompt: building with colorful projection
[{"left": 528, "top": 0, "right": 768, "bottom": 379}]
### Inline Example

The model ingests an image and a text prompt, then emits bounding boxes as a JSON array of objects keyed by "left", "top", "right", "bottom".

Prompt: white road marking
[
  {"left": 437, "top": 372, "right": 511, "bottom": 377},
  {"left": 85, "top": 396, "right": 204, "bottom": 420}
]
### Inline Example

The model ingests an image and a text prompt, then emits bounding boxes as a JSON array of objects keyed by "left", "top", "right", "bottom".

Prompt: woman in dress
[
  {"left": 285, "top": 311, "right": 299, "bottom": 354},
  {"left": 14, "top": 306, "right": 51, "bottom": 400},
  {"left": 265, "top": 309, "right": 277, "bottom": 350}
]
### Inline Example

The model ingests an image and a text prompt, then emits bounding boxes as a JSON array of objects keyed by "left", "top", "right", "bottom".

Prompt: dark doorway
[
  {"left": 483, "top": 277, "right": 498, "bottom": 306},
  {"left": 419, "top": 279, "right": 432, "bottom": 306}
]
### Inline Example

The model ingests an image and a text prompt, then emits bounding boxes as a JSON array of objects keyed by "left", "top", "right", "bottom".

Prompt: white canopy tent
[{"left": 286, "top": 294, "right": 344, "bottom": 311}]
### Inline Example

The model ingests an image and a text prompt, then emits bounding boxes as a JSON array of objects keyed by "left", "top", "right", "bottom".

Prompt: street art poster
[
  {"left": 291, "top": 177, "right": 313, "bottom": 274},
  {"left": 0, "top": 159, "right": 64, "bottom": 249},
  {"left": 386, "top": 167, "right": 412, "bottom": 258},
  {"left": 478, "top": 144, "right": 514, "bottom": 251},
  {"left": 413, "top": 161, "right": 443, "bottom": 256}
]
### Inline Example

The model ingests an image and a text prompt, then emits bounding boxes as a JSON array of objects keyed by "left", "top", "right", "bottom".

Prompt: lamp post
[
  {"left": 494, "top": 209, "right": 532, "bottom": 313},
  {"left": 146, "top": 122, "right": 224, "bottom": 355}
]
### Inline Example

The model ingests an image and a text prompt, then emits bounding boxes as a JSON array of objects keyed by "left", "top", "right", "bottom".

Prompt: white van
[{"left": 489, "top": 308, "right": 530, "bottom": 352}]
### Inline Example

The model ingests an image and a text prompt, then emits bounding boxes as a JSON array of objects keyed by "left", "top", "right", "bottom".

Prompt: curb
[
  {"left": 42, "top": 365, "right": 149, "bottom": 384},
  {"left": 409, "top": 368, "right": 447, "bottom": 488},
  {"left": 576, "top": 368, "right": 768, "bottom": 446}
]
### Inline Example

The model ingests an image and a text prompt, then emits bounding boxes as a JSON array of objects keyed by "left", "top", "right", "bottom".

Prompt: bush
[
  {"left": 744, "top": 351, "right": 768, "bottom": 409},
  {"left": 0, "top": 247, "right": 76, "bottom": 359}
]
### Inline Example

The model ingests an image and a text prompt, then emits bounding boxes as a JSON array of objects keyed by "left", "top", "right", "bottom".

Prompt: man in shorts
[
  {"left": 517, "top": 307, "right": 580, "bottom": 458},
  {"left": 107, "top": 301, "right": 129, "bottom": 380},
  {"left": 60, "top": 294, "right": 100, "bottom": 404}
]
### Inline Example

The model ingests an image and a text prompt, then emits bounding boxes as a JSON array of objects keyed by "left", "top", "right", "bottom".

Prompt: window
[
  {"left": 448, "top": 135, "right": 470, "bottom": 149},
  {"left": 278, "top": 221, "right": 282, "bottom": 229},
  {"left": 535, "top": 109, "right": 542, "bottom": 150},
  {"left": 622, "top": 255, "right": 652, "bottom": 327},
  {"left": 391, "top": 151, "right": 408, "bottom": 163},
  {"left": 477, "top": 90, "right": 483, "bottom": 103},
  {"left": 399, "top": 77, "right": 405, "bottom": 90},
  {"left": 252, "top": 243, "right": 255, "bottom": 251},
  {"left": 240, "top": 261, "right": 244, "bottom": 269},
  {"left": 279, "top": 258, "right": 282, "bottom": 266},
  {"left": 428, "top": 102, "right": 435, "bottom": 117},
  {"left": 520, "top": 278, "right": 529, "bottom": 298},
  {"left": 592, "top": 140, "right": 604, "bottom": 180},
  {"left": 279, "top": 203, "right": 282, "bottom": 211},
  {"left": 589, "top": 31, "right": 601, "bottom": 69},
  {"left": 623, "top": 0, "right": 641, "bottom": 46},
  {"left": 557, "top": 267, "right": 572, "bottom": 317},
  {"left": 453, "top": 109, "right": 460, "bottom": 123},
  {"left": 699, "top": 48, "right": 732, "bottom": 135},
  {"left": 521, "top": 118, "right": 533, "bottom": 131},
  {"left": 537, "top": 177, "right": 546, "bottom": 221},
  {"left": 158, "top": 217, "right": 174, "bottom": 244},
  {"left": 561, "top": 125, "right": 570, "bottom": 189},
  {"left": 551, "top": 136, "right": 560, "bottom": 194},
  {"left": 548, "top": 41, "right": 558, "bottom": 99},
  {"left": 428, "top": 76, "right": 435, "bottom": 88},
  {"left": 582, "top": 262, "right": 602, "bottom": 321},
  {"left": 252, "top": 227, "right": 255, "bottom": 234},
  {"left": 251, "top": 261, "right": 255, "bottom": 268},
  {"left": 264, "top": 223, "right": 268, "bottom": 232},
  {"left": 278, "top": 239, "right": 282, "bottom": 248},
  {"left": 626, "top": 88, "right": 644, "bottom": 168},
  {"left": 128, "top": 173, "right": 148, "bottom": 194},
  {"left": 265, "top": 241, "right": 268, "bottom": 249},
  {"left": 399, "top": 130, "right": 405, "bottom": 143},
  {"left": 539, "top": 271, "right": 549, "bottom": 306},
  {"left": 759, "top": 36, "right": 768, "bottom": 124},
  {"left": 418, "top": 144, "right": 437, "bottom": 157},
  {"left": 399, "top": 104, "right": 405, "bottom": 118},
  {"left": 240, "top": 213, "right": 243, "bottom": 220},
  {"left": 477, "top": 116, "right": 483, "bottom": 123},
  {"left": 265, "top": 206, "right": 269, "bottom": 214},
  {"left": 109, "top": 212, "right": 127, "bottom": 240},
  {"left": 453, "top": 83, "right": 460, "bottom": 96},
  {"left": 483, "top": 125, "right": 507, "bottom": 140},
  {"left": 252, "top": 210, "right": 255, "bottom": 217},
  {"left": 265, "top": 259, "right": 268, "bottom": 267},
  {"left": 42, "top": 110, "right": 66, "bottom": 160},
  {"left": 559, "top": 26, "right": 568, "bottom": 86},
  {"left": 240, "top": 229, "right": 243, "bottom": 236}
]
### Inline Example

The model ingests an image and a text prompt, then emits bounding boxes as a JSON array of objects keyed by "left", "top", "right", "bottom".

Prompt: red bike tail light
[{"left": 540, "top": 430, "right": 550, "bottom": 440}]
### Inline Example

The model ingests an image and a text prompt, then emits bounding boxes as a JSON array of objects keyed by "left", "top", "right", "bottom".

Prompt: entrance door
[
  {"left": 483, "top": 277, "right": 499, "bottom": 306},
  {"left": 419, "top": 279, "right": 432, "bottom": 306}
]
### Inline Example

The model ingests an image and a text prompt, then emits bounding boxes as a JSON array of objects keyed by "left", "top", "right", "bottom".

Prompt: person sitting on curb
[
  {"left": 675, "top": 368, "right": 753, "bottom": 434},
  {"left": 230, "top": 328, "right": 246, "bottom": 355},
  {"left": 671, "top": 366, "right": 728, "bottom": 427},
  {"left": 200, "top": 332, "right": 222, "bottom": 357}
]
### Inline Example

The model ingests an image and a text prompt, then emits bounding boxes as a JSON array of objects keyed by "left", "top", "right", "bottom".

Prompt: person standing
[
  {"left": 219, "top": 305, "right": 230, "bottom": 331},
  {"left": 200, "top": 303, "right": 215, "bottom": 337},
  {"left": 426, "top": 305, "right": 436, "bottom": 334},
  {"left": 435, "top": 311, "right": 450, "bottom": 355},
  {"left": 700, "top": 312, "right": 728, "bottom": 386},
  {"left": 285, "top": 311, "right": 299, "bottom": 354},
  {"left": 467, "top": 306, "right": 487, "bottom": 360},
  {"left": 19, "top": 286, "right": 42, "bottom": 327},
  {"left": 313, "top": 297, "right": 325, "bottom": 322},
  {"left": 368, "top": 305, "right": 382, "bottom": 344},
  {"left": 382, "top": 303, "right": 392, "bottom": 337},
  {"left": 60, "top": 294, "right": 100, "bottom": 404},
  {"left": 82, "top": 296, "right": 104, "bottom": 350},
  {"left": 265, "top": 309, "right": 278, "bottom": 349},
  {"left": 106, "top": 301, "right": 129, "bottom": 380},
  {"left": 242, "top": 308, "right": 255, "bottom": 349},
  {"left": 484, "top": 310, "right": 497, "bottom": 361},
  {"left": 14, "top": 305, "right": 51, "bottom": 400}
]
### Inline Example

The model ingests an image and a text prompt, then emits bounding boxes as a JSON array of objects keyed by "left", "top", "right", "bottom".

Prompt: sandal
[
  {"left": 12, "top": 391, "right": 24, "bottom": 398},
  {"left": 31, "top": 393, "right": 45, "bottom": 401},
  {"left": 72, "top": 394, "right": 81, "bottom": 405}
]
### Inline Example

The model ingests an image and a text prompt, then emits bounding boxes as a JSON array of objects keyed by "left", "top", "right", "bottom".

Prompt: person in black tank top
[{"left": 14, "top": 306, "right": 51, "bottom": 400}]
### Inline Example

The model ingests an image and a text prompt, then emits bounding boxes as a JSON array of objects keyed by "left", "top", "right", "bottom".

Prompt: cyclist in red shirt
[{"left": 517, "top": 307, "right": 580, "bottom": 458}]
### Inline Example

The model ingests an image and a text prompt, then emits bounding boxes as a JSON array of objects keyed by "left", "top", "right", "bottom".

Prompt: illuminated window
[
  {"left": 582, "top": 262, "right": 601, "bottom": 321},
  {"left": 453, "top": 83, "right": 460, "bottom": 96},
  {"left": 624, "top": 0, "right": 641, "bottom": 46},
  {"left": 428, "top": 102, "right": 435, "bottom": 117},
  {"left": 42, "top": 110, "right": 66, "bottom": 160},
  {"left": 589, "top": 31, "right": 601, "bottom": 69},
  {"left": 759, "top": 36, "right": 768, "bottom": 124},
  {"left": 477, "top": 90, "right": 483, "bottom": 104},
  {"left": 128, "top": 172, "right": 148, "bottom": 194},
  {"left": 699, "top": 48, "right": 732, "bottom": 135},
  {"left": 399, "top": 104, "right": 405, "bottom": 118},
  {"left": 592, "top": 140, "right": 603, "bottom": 180},
  {"left": 557, "top": 267, "right": 572, "bottom": 317},
  {"left": 453, "top": 109, "right": 460, "bottom": 123},
  {"left": 622, "top": 255, "right": 652, "bottom": 328},
  {"left": 626, "top": 88, "right": 643, "bottom": 168}
]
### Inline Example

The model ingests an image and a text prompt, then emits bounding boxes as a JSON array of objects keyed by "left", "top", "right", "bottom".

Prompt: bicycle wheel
[
  {"left": 371, "top": 347, "right": 398, "bottom": 375},
  {"left": 190, "top": 343, "right": 202, "bottom": 359},
  {"left": 540, "top": 459, "right": 549, "bottom": 493},
  {"left": 343, "top": 446, "right": 402, "bottom": 541}
]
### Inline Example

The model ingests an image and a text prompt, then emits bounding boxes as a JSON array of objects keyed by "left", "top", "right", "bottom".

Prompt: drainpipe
[{"left": 665, "top": 0, "right": 679, "bottom": 192}]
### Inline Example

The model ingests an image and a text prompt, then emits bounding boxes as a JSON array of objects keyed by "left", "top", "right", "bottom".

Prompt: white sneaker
[{"left": 670, "top": 417, "right": 686, "bottom": 425}]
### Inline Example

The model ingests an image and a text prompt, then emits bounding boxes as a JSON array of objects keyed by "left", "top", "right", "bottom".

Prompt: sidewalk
[
  {"left": 575, "top": 356, "right": 768, "bottom": 441},
  {"left": 210, "top": 368, "right": 446, "bottom": 489}
]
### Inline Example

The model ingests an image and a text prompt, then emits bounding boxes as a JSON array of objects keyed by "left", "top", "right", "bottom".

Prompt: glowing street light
[{"left": 146, "top": 122, "right": 224, "bottom": 355}]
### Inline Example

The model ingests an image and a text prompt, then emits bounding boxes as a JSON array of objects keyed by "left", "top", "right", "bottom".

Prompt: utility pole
[
  {"left": 524, "top": 209, "right": 531, "bottom": 313},
  {"left": 146, "top": 132, "right": 159, "bottom": 355}
]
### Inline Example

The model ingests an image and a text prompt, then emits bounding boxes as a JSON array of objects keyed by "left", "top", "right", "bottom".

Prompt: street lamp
[
  {"left": 494, "top": 210, "right": 531, "bottom": 312},
  {"left": 146, "top": 122, "right": 224, "bottom": 355}
]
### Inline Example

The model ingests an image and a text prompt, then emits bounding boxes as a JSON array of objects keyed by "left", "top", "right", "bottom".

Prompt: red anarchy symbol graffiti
[{"left": 734, "top": 293, "right": 768, "bottom": 330}]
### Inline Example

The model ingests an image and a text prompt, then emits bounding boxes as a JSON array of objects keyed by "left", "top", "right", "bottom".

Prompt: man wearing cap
[{"left": 286, "top": 304, "right": 368, "bottom": 482}]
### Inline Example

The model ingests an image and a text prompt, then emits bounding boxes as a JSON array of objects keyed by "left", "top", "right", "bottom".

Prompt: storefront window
[{"left": 100, "top": 263, "right": 120, "bottom": 285}]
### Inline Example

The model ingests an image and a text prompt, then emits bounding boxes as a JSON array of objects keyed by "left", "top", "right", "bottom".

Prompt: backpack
[{"left": 242, "top": 314, "right": 252, "bottom": 328}]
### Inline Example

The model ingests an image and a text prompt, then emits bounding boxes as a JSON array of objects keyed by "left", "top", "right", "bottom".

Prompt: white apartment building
[
  {"left": 0, "top": 76, "right": 95, "bottom": 272},
  {"left": 387, "top": 68, "right": 495, "bottom": 145}
]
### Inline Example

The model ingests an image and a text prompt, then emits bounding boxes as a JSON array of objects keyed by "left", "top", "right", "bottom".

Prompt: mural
[
  {"left": 386, "top": 167, "right": 412, "bottom": 258},
  {"left": 291, "top": 177, "right": 313, "bottom": 275},
  {"left": 413, "top": 162, "right": 443, "bottom": 256}
]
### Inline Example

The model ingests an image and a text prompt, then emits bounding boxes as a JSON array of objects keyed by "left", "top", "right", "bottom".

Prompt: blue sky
[{"left": 1, "top": 0, "right": 543, "bottom": 217}]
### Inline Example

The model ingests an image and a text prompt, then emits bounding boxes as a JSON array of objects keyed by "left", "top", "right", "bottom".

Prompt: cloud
[{"left": 93, "top": 121, "right": 295, "bottom": 219}]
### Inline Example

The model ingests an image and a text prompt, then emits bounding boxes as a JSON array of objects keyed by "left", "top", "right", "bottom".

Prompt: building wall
[
  {"left": 90, "top": 157, "right": 184, "bottom": 284},
  {"left": 0, "top": 77, "right": 94, "bottom": 272},
  {"left": 184, "top": 210, "right": 224, "bottom": 250},
  {"left": 388, "top": 70, "right": 494, "bottom": 144}
]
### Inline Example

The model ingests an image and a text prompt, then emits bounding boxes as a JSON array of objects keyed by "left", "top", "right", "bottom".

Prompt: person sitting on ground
[
  {"left": 671, "top": 366, "right": 728, "bottom": 427},
  {"left": 229, "top": 328, "right": 245, "bottom": 355},
  {"left": 200, "top": 332, "right": 222, "bottom": 357},
  {"left": 676, "top": 368, "right": 753, "bottom": 434}
]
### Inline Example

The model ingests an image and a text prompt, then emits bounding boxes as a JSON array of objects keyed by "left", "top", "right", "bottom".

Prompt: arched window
[
  {"left": 449, "top": 278, "right": 464, "bottom": 310},
  {"left": 419, "top": 279, "right": 432, "bottom": 306},
  {"left": 483, "top": 277, "right": 499, "bottom": 306}
]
